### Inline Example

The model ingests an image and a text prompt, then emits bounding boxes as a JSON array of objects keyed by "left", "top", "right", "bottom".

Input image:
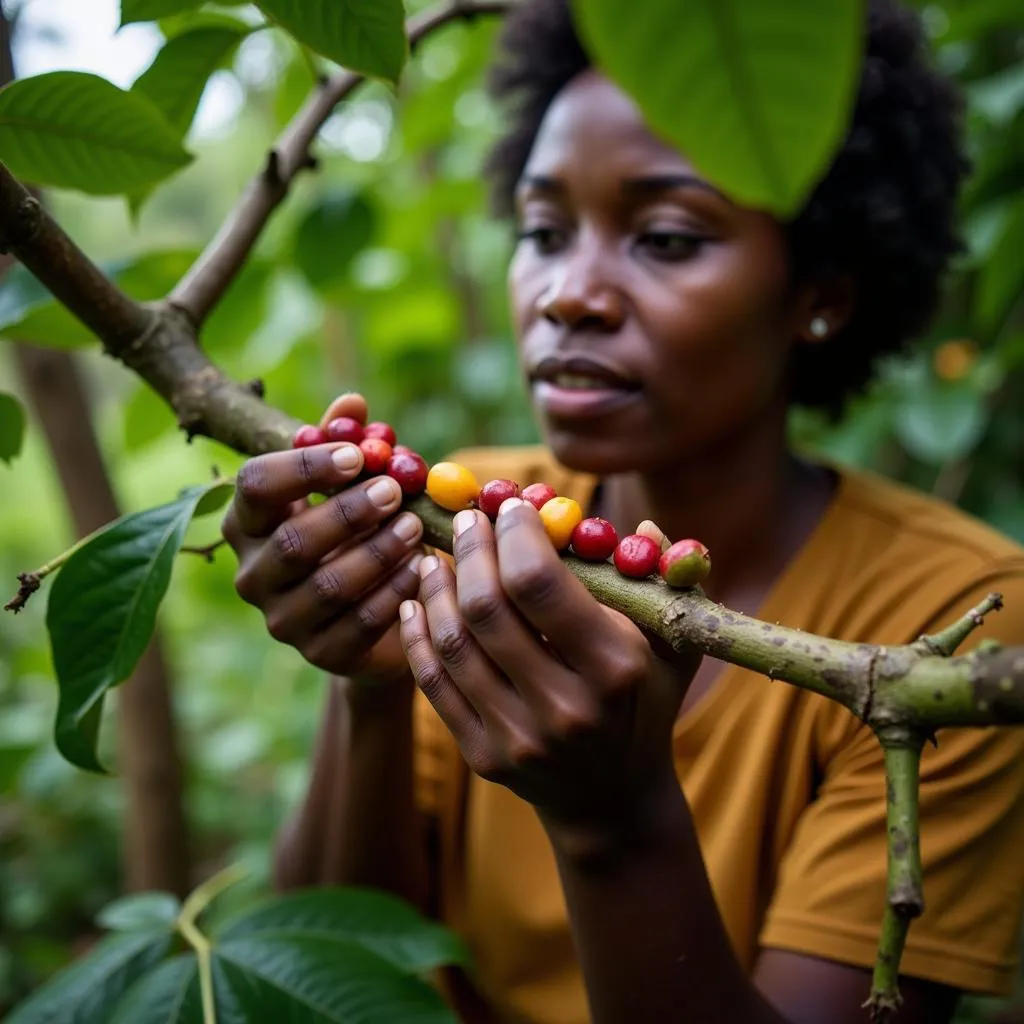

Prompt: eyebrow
[{"left": 517, "top": 173, "right": 729, "bottom": 203}]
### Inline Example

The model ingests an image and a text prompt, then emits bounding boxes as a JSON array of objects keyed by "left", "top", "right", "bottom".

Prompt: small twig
[
  {"left": 866, "top": 732, "right": 925, "bottom": 1021},
  {"left": 181, "top": 539, "right": 227, "bottom": 563},
  {"left": 168, "top": 0, "right": 509, "bottom": 326},
  {"left": 914, "top": 591, "right": 1004, "bottom": 658}
]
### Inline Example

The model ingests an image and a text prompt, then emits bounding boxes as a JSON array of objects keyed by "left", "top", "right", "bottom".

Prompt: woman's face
[{"left": 509, "top": 70, "right": 809, "bottom": 476}]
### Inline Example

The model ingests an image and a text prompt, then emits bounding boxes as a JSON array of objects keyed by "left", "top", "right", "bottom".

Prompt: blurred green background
[{"left": 0, "top": 0, "right": 1021, "bottom": 1019}]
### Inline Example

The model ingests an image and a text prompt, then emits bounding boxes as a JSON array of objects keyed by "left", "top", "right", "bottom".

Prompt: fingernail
[
  {"left": 498, "top": 497, "right": 524, "bottom": 517},
  {"left": 399, "top": 600, "right": 417, "bottom": 622},
  {"left": 332, "top": 445, "right": 360, "bottom": 471},
  {"left": 394, "top": 512, "right": 422, "bottom": 542},
  {"left": 453, "top": 509, "right": 476, "bottom": 537},
  {"left": 419, "top": 555, "right": 440, "bottom": 578},
  {"left": 368, "top": 477, "right": 400, "bottom": 507},
  {"left": 407, "top": 553, "right": 424, "bottom": 574}
]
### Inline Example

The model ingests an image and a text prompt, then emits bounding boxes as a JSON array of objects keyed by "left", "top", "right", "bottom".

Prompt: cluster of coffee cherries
[
  {"left": 293, "top": 423, "right": 710, "bottom": 589},
  {"left": 424, "top": 461, "right": 711, "bottom": 590},
  {"left": 292, "top": 417, "right": 429, "bottom": 496}
]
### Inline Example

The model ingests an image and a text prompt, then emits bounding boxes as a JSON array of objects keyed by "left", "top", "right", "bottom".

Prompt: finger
[
  {"left": 636, "top": 519, "right": 671, "bottom": 553},
  {"left": 495, "top": 498, "right": 648, "bottom": 690},
  {"left": 238, "top": 475, "right": 409, "bottom": 596},
  {"left": 319, "top": 392, "right": 369, "bottom": 430},
  {"left": 450, "top": 509, "right": 590, "bottom": 723},
  {"left": 260, "top": 506, "right": 423, "bottom": 631},
  {"left": 399, "top": 596, "right": 484, "bottom": 756},
  {"left": 226, "top": 443, "right": 364, "bottom": 539},
  {"left": 415, "top": 555, "right": 532, "bottom": 736},
  {"left": 292, "top": 552, "right": 424, "bottom": 668}
]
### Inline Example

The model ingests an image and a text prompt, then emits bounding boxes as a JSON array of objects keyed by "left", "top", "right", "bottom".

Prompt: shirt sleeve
[{"left": 759, "top": 568, "right": 1024, "bottom": 995}]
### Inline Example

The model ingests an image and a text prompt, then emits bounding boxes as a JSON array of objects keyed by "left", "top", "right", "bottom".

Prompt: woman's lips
[{"left": 531, "top": 379, "right": 643, "bottom": 419}]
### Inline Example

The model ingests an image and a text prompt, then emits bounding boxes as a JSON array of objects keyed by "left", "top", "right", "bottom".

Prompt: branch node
[
  {"left": 915, "top": 591, "right": 1004, "bottom": 658},
  {"left": 245, "top": 378, "right": 266, "bottom": 399},
  {"left": 4, "top": 571, "right": 41, "bottom": 614},
  {"left": 181, "top": 539, "right": 227, "bottom": 564},
  {"left": 0, "top": 193, "right": 42, "bottom": 253},
  {"left": 265, "top": 149, "right": 283, "bottom": 187}
]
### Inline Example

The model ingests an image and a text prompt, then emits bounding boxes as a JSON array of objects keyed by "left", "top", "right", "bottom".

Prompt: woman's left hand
[{"left": 398, "top": 497, "right": 701, "bottom": 849}]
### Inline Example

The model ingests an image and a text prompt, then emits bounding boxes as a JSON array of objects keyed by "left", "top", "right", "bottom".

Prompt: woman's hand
[
  {"left": 221, "top": 394, "right": 423, "bottom": 685},
  {"left": 398, "top": 497, "right": 702, "bottom": 850}
]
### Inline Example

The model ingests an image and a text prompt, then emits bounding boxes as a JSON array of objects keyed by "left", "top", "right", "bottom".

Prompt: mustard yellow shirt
[{"left": 414, "top": 446, "right": 1024, "bottom": 1024}]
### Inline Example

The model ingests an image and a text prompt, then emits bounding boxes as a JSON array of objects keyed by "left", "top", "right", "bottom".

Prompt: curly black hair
[{"left": 482, "top": 0, "right": 971, "bottom": 417}]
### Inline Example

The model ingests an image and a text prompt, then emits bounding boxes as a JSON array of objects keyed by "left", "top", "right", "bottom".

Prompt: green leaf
[
  {"left": 293, "top": 191, "right": 378, "bottom": 292},
  {"left": 253, "top": 0, "right": 408, "bottom": 84},
  {"left": 975, "top": 198, "right": 1024, "bottom": 334},
  {"left": 132, "top": 25, "right": 252, "bottom": 137},
  {"left": 4, "top": 930, "right": 173, "bottom": 1024},
  {"left": 46, "top": 481, "right": 235, "bottom": 773},
  {"left": 120, "top": 0, "right": 203, "bottom": 26},
  {"left": 967, "top": 62, "right": 1024, "bottom": 127},
  {"left": 570, "top": 0, "right": 862, "bottom": 215},
  {"left": 894, "top": 384, "right": 989, "bottom": 464},
  {"left": 97, "top": 892, "right": 182, "bottom": 933},
  {"left": 0, "top": 72, "right": 192, "bottom": 196},
  {"left": 0, "top": 392, "right": 27, "bottom": 465},
  {"left": 109, "top": 954, "right": 201, "bottom": 1024},
  {"left": 213, "top": 934, "right": 457, "bottom": 1023},
  {"left": 217, "top": 888, "right": 469, "bottom": 973},
  {"left": 123, "top": 383, "right": 179, "bottom": 453}
]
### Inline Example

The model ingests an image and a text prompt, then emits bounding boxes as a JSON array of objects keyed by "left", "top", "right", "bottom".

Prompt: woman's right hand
[{"left": 221, "top": 394, "right": 424, "bottom": 686}]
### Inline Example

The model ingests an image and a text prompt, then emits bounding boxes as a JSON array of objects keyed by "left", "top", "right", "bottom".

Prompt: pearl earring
[{"left": 809, "top": 317, "right": 829, "bottom": 338}]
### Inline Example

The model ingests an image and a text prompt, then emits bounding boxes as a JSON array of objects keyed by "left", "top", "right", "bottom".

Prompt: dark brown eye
[
  {"left": 516, "top": 226, "right": 567, "bottom": 255},
  {"left": 638, "top": 231, "right": 703, "bottom": 261}
]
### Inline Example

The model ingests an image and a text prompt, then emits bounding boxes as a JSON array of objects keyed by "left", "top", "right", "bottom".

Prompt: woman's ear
[{"left": 793, "top": 275, "right": 856, "bottom": 344}]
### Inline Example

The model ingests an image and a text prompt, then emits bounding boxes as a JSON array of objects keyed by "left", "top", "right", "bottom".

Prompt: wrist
[{"left": 541, "top": 769, "right": 687, "bottom": 870}]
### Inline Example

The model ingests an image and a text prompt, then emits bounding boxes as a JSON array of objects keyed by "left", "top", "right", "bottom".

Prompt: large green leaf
[
  {"left": 0, "top": 72, "right": 192, "bottom": 195},
  {"left": 4, "top": 930, "right": 174, "bottom": 1024},
  {"left": 293, "top": 191, "right": 378, "bottom": 293},
  {"left": 0, "top": 391, "right": 27, "bottom": 465},
  {"left": 570, "top": 0, "right": 862, "bottom": 215},
  {"left": 253, "top": 0, "right": 408, "bottom": 84},
  {"left": 109, "top": 955, "right": 202, "bottom": 1024},
  {"left": 894, "top": 383, "right": 989, "bottom": 465},
  {"left": 212, "top": 934, "right": 456, "bottom": 1023},
  {"left": 217, "top": 888, "right": 469, "bottom": 973},
  {"left": 46, "top": 481, "right": 234, "bottom": 772},
  {"left": 132, "top": 25, "right": 252, "bottom": 137},
  {"left": 975, "top": 198, "right": 1024, "bottom": 334}
]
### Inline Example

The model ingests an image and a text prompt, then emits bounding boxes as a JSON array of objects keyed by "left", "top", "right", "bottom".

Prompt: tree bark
[{"left": 1, "top": 5, "right": 190, "bottom": 898}]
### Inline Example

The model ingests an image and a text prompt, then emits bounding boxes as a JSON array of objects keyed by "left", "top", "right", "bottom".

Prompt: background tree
[{"left": 0, "top": 0, "right": 1021, "bottom": 1020}]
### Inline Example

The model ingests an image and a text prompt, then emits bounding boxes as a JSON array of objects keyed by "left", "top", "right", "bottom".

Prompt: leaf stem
[
  {"left": 176, "top": 863, "right": 248, "bottom": 1024},
  {"left": 914, "top": 591, "right": 1004, "bottom": 657},
  {"left": 4, "top": 531, "right": 97, "bottom": 613}
]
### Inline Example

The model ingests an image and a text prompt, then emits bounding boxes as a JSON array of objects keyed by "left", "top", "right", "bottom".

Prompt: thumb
[
  {"left": 319, "top": 391, "right": 369, "bottom": 430},
  {"left": 636, "top": 519, "right": 671, "bottom": 553}
]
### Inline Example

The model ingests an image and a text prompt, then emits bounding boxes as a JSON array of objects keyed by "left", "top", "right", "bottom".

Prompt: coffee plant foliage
[{"left": 0, "top": 0, "right": 1021, "bottom": 1020}]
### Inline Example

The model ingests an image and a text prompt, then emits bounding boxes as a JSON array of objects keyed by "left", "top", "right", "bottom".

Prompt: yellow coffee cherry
[
  {"left": 933, "top": 339, "right": 977, "bottom": 382},
  {"left": 539, "top": 496, "right": 583, "bottom": 551},
  {"left": 426, "top": 461, "right": 481, "bottom": 512}
]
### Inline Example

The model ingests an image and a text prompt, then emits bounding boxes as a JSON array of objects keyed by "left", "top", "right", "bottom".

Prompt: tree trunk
[{"left": 1, "top": 7, "right": 191, "bottom": 898}]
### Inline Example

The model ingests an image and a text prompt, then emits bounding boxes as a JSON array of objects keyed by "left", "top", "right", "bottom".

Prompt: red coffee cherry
[
  {"left": 363, "top": 421, "right": 397, "bottom": 446},
  {"left": 292, "top": 425, "right": 326, "bottom": 448},
  {"left": 324, "top": 416, "right": 364, "bottom": 445},
  {"left": 521, "top": 482, "right": 558, "bottom": 511},
  {"left": 386, "top": 450, "right": 429, "bottom": 496},
  {"left": 359, "top": 438, "right": 393, "bottom": 476},
  {"left": 478, "top": 479, "right": 521, "bottom": 520},
  {"left": 613, "top": 534, "right": 661, "bottom": 578},
  {"left": 570, "top": 517, "right": 619, "bottom": 561}
]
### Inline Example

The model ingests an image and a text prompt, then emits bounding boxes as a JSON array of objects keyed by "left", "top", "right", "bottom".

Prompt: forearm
[
  {"left": 274, "top": 674, "right": 429, "bottom": 910},
  {"left": 545, "top": 779, "right": 787, "bottom": 1024}
]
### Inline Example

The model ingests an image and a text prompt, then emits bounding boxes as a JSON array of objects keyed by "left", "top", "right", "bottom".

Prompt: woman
[{"left": 221, "top": 1, "right": 1024, "bottom": 1021}]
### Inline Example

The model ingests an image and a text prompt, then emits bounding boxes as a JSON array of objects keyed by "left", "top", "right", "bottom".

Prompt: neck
[{"left": 598, "top": 405, "right": 835, "bottom": 605}]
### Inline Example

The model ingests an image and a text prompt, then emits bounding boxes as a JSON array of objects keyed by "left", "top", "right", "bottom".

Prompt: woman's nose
[{"left": 537, "top": 250, "right": 625, "bottom": 332}]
